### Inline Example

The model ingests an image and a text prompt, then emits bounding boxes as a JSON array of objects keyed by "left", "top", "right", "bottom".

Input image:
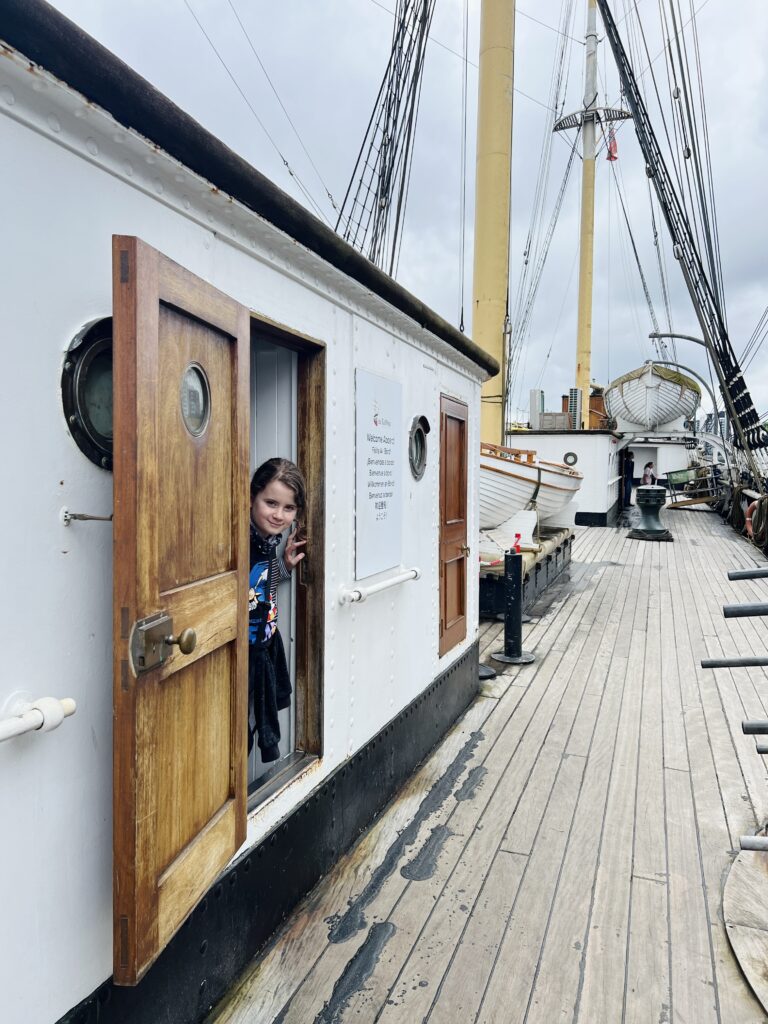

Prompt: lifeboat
[
  {"left": 604, "top": 362, "right": 700, "bottom": 430},
  {"left": 479, "top": 442, "right": 583, "bottom": 529}
]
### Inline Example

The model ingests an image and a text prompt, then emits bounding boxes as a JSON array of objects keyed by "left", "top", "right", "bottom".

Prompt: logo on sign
[{"left": 373, "top": 400, "right": 391, "bottom": 428}]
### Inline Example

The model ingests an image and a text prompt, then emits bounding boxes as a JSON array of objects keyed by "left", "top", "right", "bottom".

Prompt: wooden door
[
  {"left": 439, "top": 395, "right": 469, "bottom": 656},
  {"left": 112, "top": 237, "right": 250, "bottom": 985}
]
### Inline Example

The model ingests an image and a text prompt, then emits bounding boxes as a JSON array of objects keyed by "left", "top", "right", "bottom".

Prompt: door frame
[
  {"left": 438, "top": 394, "right": 469, "bottom": 657},
  {"left": 250, "top": 315, "right": 325, "bottom": 763}
]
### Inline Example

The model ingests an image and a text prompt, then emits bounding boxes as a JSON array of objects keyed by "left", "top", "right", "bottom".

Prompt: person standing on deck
[
  {"left": 642, "top": 461, "right": 656, "bottom": 485},
  {"left": 623, "top": 450, "right": 635, "bottom": 506}
]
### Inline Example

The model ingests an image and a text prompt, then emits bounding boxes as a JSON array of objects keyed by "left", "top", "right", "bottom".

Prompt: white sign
[{"left": 355, "top": 369, "right": 402, "bottom": 579}]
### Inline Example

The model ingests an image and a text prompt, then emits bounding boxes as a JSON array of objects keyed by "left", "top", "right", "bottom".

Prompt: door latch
[{"left": 129, "top": 612, "right": 173, "bottom": 675}]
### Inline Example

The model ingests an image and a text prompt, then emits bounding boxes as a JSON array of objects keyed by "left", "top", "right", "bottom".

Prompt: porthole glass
[
  {"left": 409, "top": 415, "right": 430, "bottom": 480},
  {"left": 61, "top": 318, "right": 113, "bottom": 470},
  {"left": 180, "top": 364, "right": 210, "bottom": 436}
]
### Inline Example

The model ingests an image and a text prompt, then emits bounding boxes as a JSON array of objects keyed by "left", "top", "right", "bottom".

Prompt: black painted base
[
  {"left": 491, "top": 649, "right": 535, "bottom": 665},
  {"left": 58, "top": 643, "right": 480, "bottom": 1024},
  {"left": 575, "top": 498, "right": 620, "bottom": 527},
  {"left": 479, "top": 534, "right": 573, "bottom": 618}
]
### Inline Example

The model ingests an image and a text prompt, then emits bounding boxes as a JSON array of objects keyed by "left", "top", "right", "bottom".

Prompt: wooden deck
[{"left": 209, "top": 509, "right": 768, "bottom": 1024}]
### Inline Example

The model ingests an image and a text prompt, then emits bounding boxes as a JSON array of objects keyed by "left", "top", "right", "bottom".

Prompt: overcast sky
[{"left": 46, "top": 0, "right": 768, "bottom": 421}]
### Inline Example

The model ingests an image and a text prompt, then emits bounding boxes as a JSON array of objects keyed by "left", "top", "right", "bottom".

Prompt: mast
[
  {"left": 574, "top": 0, "right": 598, "bottom": 428},
  {"left": 472, "top": 0, "right": 515, "bottom": 444}
]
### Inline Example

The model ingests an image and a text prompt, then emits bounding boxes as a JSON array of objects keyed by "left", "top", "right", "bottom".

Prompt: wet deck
[{"left": 210, "top": 509, "right": 768, "bottom": 1024}]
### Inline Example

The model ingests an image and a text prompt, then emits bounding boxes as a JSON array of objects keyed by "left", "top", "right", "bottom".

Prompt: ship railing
[
  {"left": 702, "top": 568, "right": 768, "bottom": 850},
  {"left": 481, "top": 441, "right": 537, "bottom": 465},
  {"left": 0, "top": 694, "right": 77, "bottom": 744},
  {"left": 339, "top": 567, "right": 421, "bottom": 605}
]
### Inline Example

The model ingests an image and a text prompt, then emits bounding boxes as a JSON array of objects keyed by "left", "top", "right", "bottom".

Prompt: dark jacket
[{"left": 248, "top": 525, "right": 292, "bottom": 761}]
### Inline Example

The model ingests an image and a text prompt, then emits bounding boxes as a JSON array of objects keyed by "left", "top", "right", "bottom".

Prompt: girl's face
[{"left": 251, "top": 479, "right": 299, "bottom": 537}]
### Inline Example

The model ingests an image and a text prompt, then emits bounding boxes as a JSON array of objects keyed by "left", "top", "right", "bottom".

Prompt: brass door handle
[
  {"left": 165, "top": 628, "right": 197, "bottom": 655},
  {"left": 460, "top": 545, "right": 470, "bottom": 556}
]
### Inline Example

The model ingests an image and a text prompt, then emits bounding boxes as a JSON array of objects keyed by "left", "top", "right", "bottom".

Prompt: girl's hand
[{"left": 284, "top": 532, "right": 306, "bottom": 572}]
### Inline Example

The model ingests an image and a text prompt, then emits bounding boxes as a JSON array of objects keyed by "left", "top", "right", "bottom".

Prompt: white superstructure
[{"left": 0, "top": 17, "right": 494, "bottom": 1023}]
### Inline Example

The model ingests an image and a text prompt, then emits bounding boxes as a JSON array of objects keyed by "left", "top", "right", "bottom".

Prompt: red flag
[{"left": 606, "top": 125, "right": 618, "bottom": 162}]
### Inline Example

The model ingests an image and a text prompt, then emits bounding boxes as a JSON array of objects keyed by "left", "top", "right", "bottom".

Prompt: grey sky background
[{"left": 47, "top": 0, "right": 768, "bottom": 422}]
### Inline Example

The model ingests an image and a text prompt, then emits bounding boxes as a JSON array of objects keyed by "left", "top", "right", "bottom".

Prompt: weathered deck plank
[{"left": 207, "top": 513, "right": 768, "bottom": 1024}]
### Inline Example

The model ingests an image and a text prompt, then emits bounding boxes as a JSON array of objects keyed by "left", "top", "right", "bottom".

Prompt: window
[{"left": 61, "top": 318, "right": 113, "bottom": 470}]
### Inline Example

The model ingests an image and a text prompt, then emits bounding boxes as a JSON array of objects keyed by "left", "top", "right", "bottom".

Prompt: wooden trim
[
  {"left": 295, "top": 347, "right": 326, "bottom": 755},
  {"left": 251, "top": 313, "right": 326, "bottom": 354},
  {"left": 248, "top": 313, "right": 326, "bottom": 760},
  {"left": 439, "top": 395, "right": 469, "bottom": 657},
  {"left": 112, "top": 236, "right": 140, "bottom": 981},
  {"left": 535, "top": 458, "right": 584, "bottom": 479},
  {"left": 481, "top": 450, "right": 582, "bottom": 482},
  {"left": 479, "top": 462, "right": 577, "bottom": 493}
]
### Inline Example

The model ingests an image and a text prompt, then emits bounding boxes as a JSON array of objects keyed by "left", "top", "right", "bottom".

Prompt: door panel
[
  {"left": 157, "top": 305, "right": 234, "bottom": 589},
  {"left": 113, "top": 237, "right": 249, "bottom": 985},
  {"left": 439, "top": 396, "right": 469, "bottom": 656}
]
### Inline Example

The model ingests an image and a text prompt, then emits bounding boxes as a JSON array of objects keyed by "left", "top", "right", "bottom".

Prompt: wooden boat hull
[
  {"left": 605, "top": 362, "right": 700, "bottom": 429},
  {"left": 479, "top": 444, "right": 583, "bottom": 530}
]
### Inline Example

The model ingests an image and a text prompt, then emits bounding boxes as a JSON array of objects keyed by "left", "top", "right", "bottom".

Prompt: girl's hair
[
  {"left": 250, "top": 458, "right": 306, "bottom": 521},
  {"left": 644, "top": 462, "right": 653, "bottom": 469}
]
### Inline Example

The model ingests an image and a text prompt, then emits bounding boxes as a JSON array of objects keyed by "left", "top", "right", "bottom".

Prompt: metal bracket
[
  {"left": 129, "top": 612, "right": 173, "bottom": 675},
  {"left": 60, "top": 506, "right": 113, "bottom": 526}
]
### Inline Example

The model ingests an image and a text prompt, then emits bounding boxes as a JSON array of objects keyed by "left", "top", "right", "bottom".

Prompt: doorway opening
[{"left": 248, "top": 318, "right": 325, "bottom": 806}]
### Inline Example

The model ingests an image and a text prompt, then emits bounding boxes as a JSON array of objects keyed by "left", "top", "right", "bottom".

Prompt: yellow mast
[
  {"left": 574, "top": 0, "right": 598, "bottom": 427},
  {"left": 472, "top": 0, "right": 515, "bottom": 445}
]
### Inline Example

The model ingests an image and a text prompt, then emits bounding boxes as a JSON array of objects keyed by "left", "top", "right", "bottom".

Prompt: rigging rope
[
  {"left": 457, "top": 0, "right": 469, "bottom": 332},
  {"left": 336, "top": 0, "right": 437, "bottom": 274},
  {"left": 181, "top": 0, "right": 331, "bottom": 224},
  {"left": 505, "top": 0, "right": 578, "bottom": 422},
  {"left": 227, "top": 0, "right": 338, "bottom": 212}
]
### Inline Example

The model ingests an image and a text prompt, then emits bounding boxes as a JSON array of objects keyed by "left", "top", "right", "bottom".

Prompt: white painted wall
[
  {"left": 521, "top": 432, "right": 622, "bottom": 517},
  {"left": 0, "top": 50, "right": 484, "bottom": 1024},
  {"left": 628, "top": 442, "right": 692, "bottom": 481}
]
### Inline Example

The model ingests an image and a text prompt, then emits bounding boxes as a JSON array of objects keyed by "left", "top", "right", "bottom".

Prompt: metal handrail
[
  {"left": 0, "top": 696, "right": 77, "bottom": 744},
  {"left": 339, "top": 568, "right": 421, "bottom": 605}
]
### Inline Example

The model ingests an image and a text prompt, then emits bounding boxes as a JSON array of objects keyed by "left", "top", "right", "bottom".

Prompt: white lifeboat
[
  {"left": 479, "top": 442, "right": 583, "bottom": 530},
  {"left": 604, "top": 362, "right": 700, "bottom": 430}
]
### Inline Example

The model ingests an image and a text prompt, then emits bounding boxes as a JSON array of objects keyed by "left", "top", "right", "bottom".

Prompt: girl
[
  {"left": 642, "top": 461, "right": 656, "bottom": 486},
  {"left": 248, "top": 458, "right": 306, "bottom": 763}
]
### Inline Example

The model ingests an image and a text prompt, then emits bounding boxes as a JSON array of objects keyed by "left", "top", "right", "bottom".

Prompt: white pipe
[
  {"left": 339, "top": 568, "right": 421, "bottom": 605},
  {"left": 0, "top": 697, "right": 77, "bottom": 744}
]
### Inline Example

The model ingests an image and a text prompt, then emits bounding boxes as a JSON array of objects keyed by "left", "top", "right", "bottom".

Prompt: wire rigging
[
  {"left": 227, "top": 0, "right": 338, "bottom": 211},
  {"left": 181, "top": 0, "right": 331, "bottom": 224},
  {"left": 597, "top": 0, "right": 768, "bottom": 472},
  {"left": 505, "top": 0, "right": 579, "bottom": 422},
  {"left": 336, "top": 0, "right": 437, "bottom": 275},
  {"left": 457, "top": 0, "right": 469, "bottom": 331}
]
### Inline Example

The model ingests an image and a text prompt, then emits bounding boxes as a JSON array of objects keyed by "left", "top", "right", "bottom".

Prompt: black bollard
[
  {"left": 742, "top": 721, "right": 768, "bottom": 735},
  {"left": 740, "top": 836, "right": 768, "bottom": 851},
  {"left": 703, "top": 655, "right": 768, "bottom": 669},
  {"left": 492, "top": 551, "right": 535, "bottom": 666},
  {"left": 723, "top": 602, "right": 768, "bottom": 619},
  {"left": 728, "top": 568, "right": 768, "bottom": 581}
]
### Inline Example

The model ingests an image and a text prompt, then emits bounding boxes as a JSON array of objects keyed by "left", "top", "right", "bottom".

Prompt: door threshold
[{"left": 247, "top": 750, "right": 317, "bottom": 812}]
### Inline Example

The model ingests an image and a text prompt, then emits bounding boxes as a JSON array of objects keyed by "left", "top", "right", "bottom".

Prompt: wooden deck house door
[
  {"left": 112, "top": 237, "right": 250, "bottom": 985},
  {"left": 439, "top": 396, "right": 469, "bottom": 656}
]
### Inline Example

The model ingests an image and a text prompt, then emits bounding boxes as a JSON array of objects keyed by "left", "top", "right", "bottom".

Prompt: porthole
[
  {"left": 563, "top": 451, "right": 578, "bottom": 467},
  {"left": 61, "top": 318, "right": 113, "bottom": 471},
  {"left": 180, "top": 363, "right": 211, "bottom": 437},
  {"left": 409, "top": 415, "right": 430, "bottom": 480}
]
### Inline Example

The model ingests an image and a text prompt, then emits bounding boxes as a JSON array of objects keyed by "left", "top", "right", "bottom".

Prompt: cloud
[{"left": 45, "top": 0, "right": 768, "bottom": 419}]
